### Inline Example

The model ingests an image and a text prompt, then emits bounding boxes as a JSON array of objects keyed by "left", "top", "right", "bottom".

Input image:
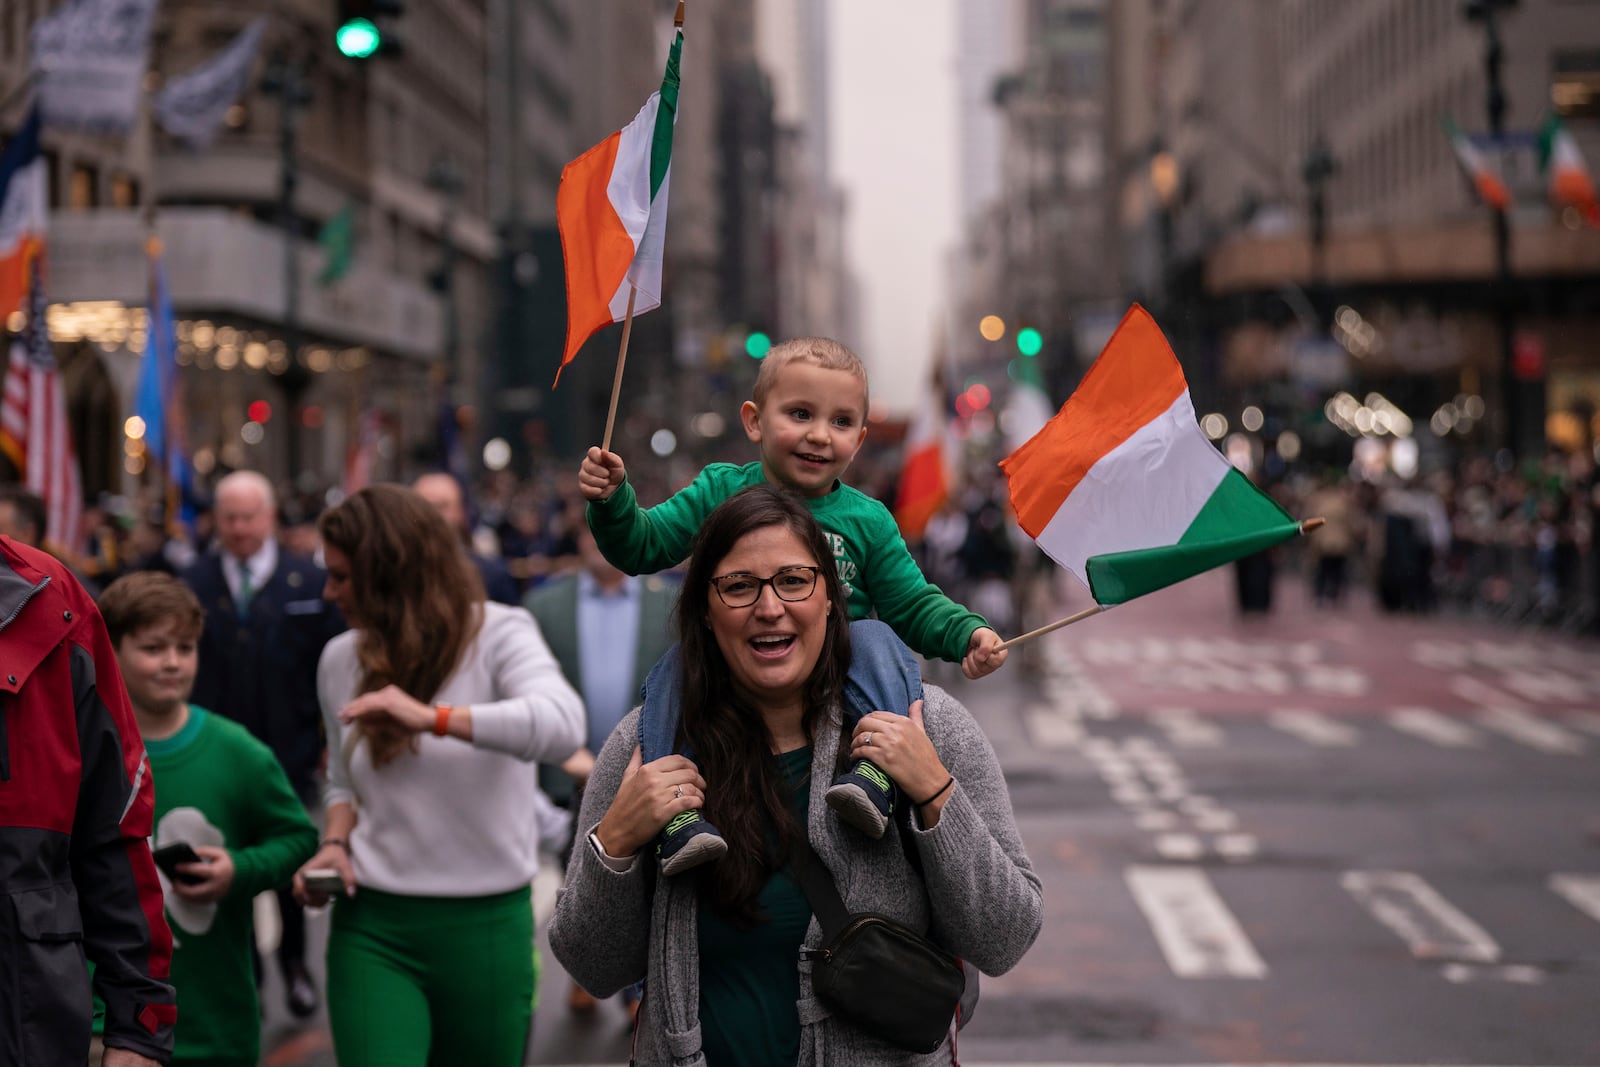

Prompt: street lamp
[
  {"left": 1301, "top": 134, "right": 1338, "bottom": 325},
  {"left": 1462, "top": 0, "right": 1538, "bottom": 457},
  {"left": 259, "top": 54, "right": 313, "bottom": 476}
]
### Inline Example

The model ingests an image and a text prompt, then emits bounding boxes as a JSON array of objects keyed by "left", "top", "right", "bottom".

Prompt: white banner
[
  {"left": 154, "top": 18, "right": 266, "bottom": 151},
  {"left": 30, "top": 0, "right": 159, "bottom": 135}
]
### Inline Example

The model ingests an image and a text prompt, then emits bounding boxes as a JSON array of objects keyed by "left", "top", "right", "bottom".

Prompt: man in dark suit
[
  {"left": 526, "top": 524, "right": 677, "bottom": 1019},
  {"left": 182, "top": 470, "right": 342, "bottom": 1018},
  {"left": 413, "top": 472, "right": 522, "bottom": 605}
]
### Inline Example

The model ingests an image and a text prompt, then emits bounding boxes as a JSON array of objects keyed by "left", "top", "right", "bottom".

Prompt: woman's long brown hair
[
  {"left": 318, "top": 485, "right": 485, "bottom": 767},
  {"left": 675, "top": 486, "right": 851, "bottom": 924}
]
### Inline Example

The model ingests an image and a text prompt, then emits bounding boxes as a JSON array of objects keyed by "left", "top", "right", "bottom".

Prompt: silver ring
[
  {"left": 674, "top": 785, "right": 683, "bottom": 799},
  {"left": 863, "top": 732, "right": 873, "bottom": 747}
]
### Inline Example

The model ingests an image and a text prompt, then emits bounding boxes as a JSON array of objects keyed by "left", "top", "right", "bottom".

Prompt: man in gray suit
[{"left": 525, "top": 524, "right": 677, "bottom": 1018}]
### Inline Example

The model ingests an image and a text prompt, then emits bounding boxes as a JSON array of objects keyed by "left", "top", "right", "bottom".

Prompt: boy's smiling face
[
  {"left": 115, "top": 618, "right": 198, "bottom": 718},
  {"left": 741, "top": 360, "right": 868, "bottom": 498}
]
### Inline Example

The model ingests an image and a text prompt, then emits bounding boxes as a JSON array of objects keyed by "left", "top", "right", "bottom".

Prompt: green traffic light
[
  {"left": 745, "top": 331, "right": 772, "bottom": 359},
  {"left": 1016, "top": 327, "right": 1043, "bottom": 357},
  {"left": 336, "top": 17, "right": 381, "bottom": 58}
]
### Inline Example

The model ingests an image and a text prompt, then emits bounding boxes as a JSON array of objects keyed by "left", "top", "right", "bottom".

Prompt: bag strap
[{"left": 788, "top": 833, "right": 852, "bottom": 940}]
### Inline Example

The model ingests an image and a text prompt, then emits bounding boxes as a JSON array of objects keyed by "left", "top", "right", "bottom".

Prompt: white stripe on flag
[{"left": 1035, "top": 389, "right": 1229, "bottom": 587}]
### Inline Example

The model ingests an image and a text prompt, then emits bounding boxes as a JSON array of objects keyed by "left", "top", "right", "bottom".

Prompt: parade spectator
[
  {"left": 98, "top": 572, "right": 318, "bottom": 1067},
  {"left": 181, "top": 470, "right": 341, "bottom": 1017},
  {"left": 0, "top": 535, "right": 175, "bottom": 1066},
  {"left": 525, "top": 524, "right": 678, "bottom": 1019},
  {"left": 413, "top": 471, "right": 521, "bottom": 605},
  {"left": 580, "top": 336, "right": 1005, "bottom": 873},
  {"left": 549, "top": 487, "right": 1042, "bottom": 1065},
  {"left": 0, "top": 483, "right": 104, "bottom": 594},
  {"left": 294, "top": 484, "right": 583, "bottom": 1066},
  {"left": 1304, "top": 473, "right": 1361, "bottom": 607}
]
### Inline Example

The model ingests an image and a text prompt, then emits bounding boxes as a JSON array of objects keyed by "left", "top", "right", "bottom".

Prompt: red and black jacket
[{"left": 0, "top": 537, "right": 175, "bottom": 1065}]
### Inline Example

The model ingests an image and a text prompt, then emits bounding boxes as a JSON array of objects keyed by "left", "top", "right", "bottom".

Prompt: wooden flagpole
[
  {"left": 995, "top": 516, "right": 1328, "bottom": 652},
  {"left": 600, "top": 285, "right": 638, "bottom": 453}
]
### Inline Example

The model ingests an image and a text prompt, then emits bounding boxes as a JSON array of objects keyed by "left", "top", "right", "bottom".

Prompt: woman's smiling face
[{"left": 706, "top": 524, "right": 832, "bottom": 712}]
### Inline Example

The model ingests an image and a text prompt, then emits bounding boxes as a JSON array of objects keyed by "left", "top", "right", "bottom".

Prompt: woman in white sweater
[{"left": 292, "top": 484, "right": 584, "bottom": 1066}]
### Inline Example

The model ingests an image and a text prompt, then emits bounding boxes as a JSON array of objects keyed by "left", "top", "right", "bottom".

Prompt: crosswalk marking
[
  {"left": 1125, "top": 865, "right": 1267, "bottom": 978},
  {"left": 1268, "top": 709, "right": 1359, "bottom": 747},
  {"left": 1549, "top": 874, "right": 1600, "bottom": 925},
  {"left": 1342, "top": 870, "right": 1499, "bottom": 963},
  {"left": 1475, "top": 708, "right": 1587, "bottom": 755},
  {"left": 1387, "top": 707, "right": 1482, "bottom": 748},
  {"left": 1150, "top": 708, "right": 1223, "bottom": 747},
  {"left": 1026, "top": 708, "right": 1086, "bottom": 748}
]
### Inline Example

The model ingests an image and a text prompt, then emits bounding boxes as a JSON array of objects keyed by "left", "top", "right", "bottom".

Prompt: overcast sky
[{"left": 830, "top": 3, "right": 958, "bottom": 416}]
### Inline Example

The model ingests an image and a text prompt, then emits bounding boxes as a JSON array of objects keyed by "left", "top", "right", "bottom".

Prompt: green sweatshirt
[
  {"left": 98, "top": 706, "right": 319, "bottom": 1066},
  {"left": 588, "top": 461, "right": 987, "bottom": 663}
]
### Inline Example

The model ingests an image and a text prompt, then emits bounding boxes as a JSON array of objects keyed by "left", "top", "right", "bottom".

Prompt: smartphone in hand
[
  {"left": 302, "top": 868, "right": 346, "bottom": 895},
  {"left": 152, "top": 842, "right": 206, "bottom": 886}
]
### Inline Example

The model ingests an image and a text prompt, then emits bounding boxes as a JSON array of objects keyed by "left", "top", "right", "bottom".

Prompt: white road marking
[
  {"left": 1269, "top": 709, "right": 1360, "bottom": 747},
  {"left": 1154, "top": 833, "right": 1206, "bottom": 860},
  {"left": 1151, "top": 708, "right": 1223, "bottom": 747},
  {"left": 1341, "top": 870, "right": 1499, "bottom": 963},
  {"left": 1026, "top": 710, "right": 1085, "bottom": 748},
  {"left": 1450, "top": 675, "right": 1526, "bottom": 708},
  {"left": 1441, "top": 963, "right": 1546, "bottom": 985},
  {"left": 1213, "top": 833, "right": 1259, "bottom": 861},
  {"left": 1549, "top": 874, "right": 1600, "bottom": 925},
  {"left": 1388, "top": 707, "right": 1482, "bottom": 748},
  {"left": 1475, "top": 708, "right": 1587, "bottom": 755},
  {"left": 1125, "top": 865, "right": 1267, "bottom": 978},
  {"left": 1561, "top": 709, "right": 1600, "bottom": 738},
  {"left": 1135, "top": 810, "right": 1180, "bottom": 831}
]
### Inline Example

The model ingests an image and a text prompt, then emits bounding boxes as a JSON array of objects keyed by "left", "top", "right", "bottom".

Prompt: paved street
[{"left": 264, "top": 565, "right": 1600, "bottom": 1066}]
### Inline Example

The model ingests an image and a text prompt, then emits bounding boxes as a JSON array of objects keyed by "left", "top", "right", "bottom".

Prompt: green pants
[{"left": 326, "top": 885, "right": 535, "bottom": 1067}]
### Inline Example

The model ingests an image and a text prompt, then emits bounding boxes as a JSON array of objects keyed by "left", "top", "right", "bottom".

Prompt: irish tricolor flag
[
  {"left": 554, "top": 24, "right": 682, "bottom": 384},
  {"left": 1444, "top": 118, "right": 1512, "bottom": 212},
  {"left": 1000, "top": 305, "right": 1301, "bottom": 606},
  {"left": 1539, "top": 114, "right": 1600, "bottom": 227}
]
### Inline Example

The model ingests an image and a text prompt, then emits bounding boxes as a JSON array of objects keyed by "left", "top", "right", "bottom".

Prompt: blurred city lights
[
  {"left": 1240, "top": 405, "right": 1264, "bottom": 432},
  {"left": 301, "top": 405, "right": 324, "bottom": 429},
  {"left": 744, "top": 331, "right": 771, "bottom": 359},
  {"left": 483, "top": 437, "right": 512, "bottom": 471},
  {"left": 650, "top": 428, "right": 677, "bottom": 456},
  {"left": 336, "top": 17, "right": 381, "bottom": 59},
  {"left": 124, "top": 416, "right": 146, "bottom": 439},
  {"left": 240, "top": 422, "right": 265, "bottom": 445},
  {"left": 1016, "top": 327, "right": 1043, "bottom": 357},
  {"left": 1276, "top": 431, "right": 1302, "bottom": 461},
  {"left": 247, "top": 400, "right": 272, "bottom": 423},
  {"left": 1224, "top": 433, "right": 1254, "bottom": 475},
  {"left": 1390, "top": 437, "right": 1419, "bottom": 479},
  {"left": 1201, "top": 413, "right": 1228, "bottom": 440},
  {"left": 979, "top": 315, "right": 1006, "bottom": 342},
  {"left": 691, "top": 412, "right": 727, "bottom": 438},
  {"left": 965, "top": 383, "right": 991, "bottom": 410}
]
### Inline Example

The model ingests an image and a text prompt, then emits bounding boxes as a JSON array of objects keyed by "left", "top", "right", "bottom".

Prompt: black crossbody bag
[{"left": 791, "top": 830, "right": 975, "bottom": 1055}]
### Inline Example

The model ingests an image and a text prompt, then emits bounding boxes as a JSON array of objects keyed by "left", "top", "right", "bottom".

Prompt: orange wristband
[{"left": 433, "top": 704, "right": 452, "bottom": 737}]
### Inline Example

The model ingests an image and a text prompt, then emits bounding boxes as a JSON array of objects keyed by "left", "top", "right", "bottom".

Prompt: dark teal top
[{"left": 697, "top": 746, "right": 814, "bottom": 1067}]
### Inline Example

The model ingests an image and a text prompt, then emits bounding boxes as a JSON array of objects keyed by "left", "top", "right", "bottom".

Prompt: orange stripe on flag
[
  {"left": 1000, "top": 304, "right": 1187, "bottom": 537},
  {"left": 1474, "top": 172, "right": 1511, "bottom": 212},
  {"left": 555, "top": 131, "right": 638, "bottom": 379},
  {"left": 895, "top": 442, "right": 947, "bottom": 539},
  {"left": 0, "top": 237, "right": 42, "bottom": 319}
]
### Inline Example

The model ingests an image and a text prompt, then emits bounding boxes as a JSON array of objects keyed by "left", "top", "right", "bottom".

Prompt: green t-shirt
[
  {"left": 588, "top": 461, "right": 987, "bottom": 663},
  {"left": 697, "top": 746, "right": 814, "bottom": 1067},
  {"left": 96, "top": 707, "right": 319, "bottom": 1066}
]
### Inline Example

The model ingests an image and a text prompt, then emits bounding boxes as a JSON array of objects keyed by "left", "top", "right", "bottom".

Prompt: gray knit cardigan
[{"left": 547, "top": 683, "right": 1044, "bottom": 1066}]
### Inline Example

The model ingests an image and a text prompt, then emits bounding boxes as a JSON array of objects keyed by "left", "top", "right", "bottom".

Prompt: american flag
[{"left": 1, "top": 259, "right": 83, "bottom": 555}]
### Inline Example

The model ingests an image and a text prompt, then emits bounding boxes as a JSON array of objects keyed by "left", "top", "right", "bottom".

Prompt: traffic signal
[
  {"left": 1016, "top": 326, "right": 1043, "bottom": 357},
  {"left": 336, "top": 0, "right": 404, "bottom": 59}
]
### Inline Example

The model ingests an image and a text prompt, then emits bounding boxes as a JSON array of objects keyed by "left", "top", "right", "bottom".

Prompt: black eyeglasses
[{"left": 710, "top": 565, "right": 821, "bottom": 607}]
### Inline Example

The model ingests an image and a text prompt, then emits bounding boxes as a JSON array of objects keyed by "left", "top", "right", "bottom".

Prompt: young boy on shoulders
[
  {"left": 98, "top": 572, "right": 319, "bottom": 1067},
  {"left": 579, "top": 336, "right": 1007, "bottom": 874}
]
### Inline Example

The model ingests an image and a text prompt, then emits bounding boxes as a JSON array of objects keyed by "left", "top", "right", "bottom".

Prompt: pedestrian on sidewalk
[
  {"left": 292, "top": 485, "right": 584, "bottom": 1067},
  {"left": 98, "top": 572, "right": 317, "bottom": 1067},
  {"left": 550, "top": 487, "right": 1043, "bottom": 1065}
]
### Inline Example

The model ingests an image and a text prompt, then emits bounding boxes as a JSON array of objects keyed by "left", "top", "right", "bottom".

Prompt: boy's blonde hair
[{"left": 751, "top": 336, "right": 870, "bottom": 411}]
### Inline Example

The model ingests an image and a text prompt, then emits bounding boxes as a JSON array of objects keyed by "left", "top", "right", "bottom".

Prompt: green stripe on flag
[
  {"left": 649, "top": 31, "right": 682, "bottom": 200},
  {"left": 1085, "top": 468, "right": 1300, "bottom": 605}
]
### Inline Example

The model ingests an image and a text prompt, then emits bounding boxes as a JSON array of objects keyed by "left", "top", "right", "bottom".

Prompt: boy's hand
[
  {"left": 579, "top": 447, "right": 626, "bottom": 502},
  {"left": 171, "top": 845, "right": 235, "bottom": 904},
  {"left": 961, "top": 627, "right": 1008, "bottom": 680}
]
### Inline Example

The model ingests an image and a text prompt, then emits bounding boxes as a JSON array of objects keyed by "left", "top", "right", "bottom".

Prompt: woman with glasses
[{"left": 549, "top": 486, "right": 1042, "bottom": 1066}]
